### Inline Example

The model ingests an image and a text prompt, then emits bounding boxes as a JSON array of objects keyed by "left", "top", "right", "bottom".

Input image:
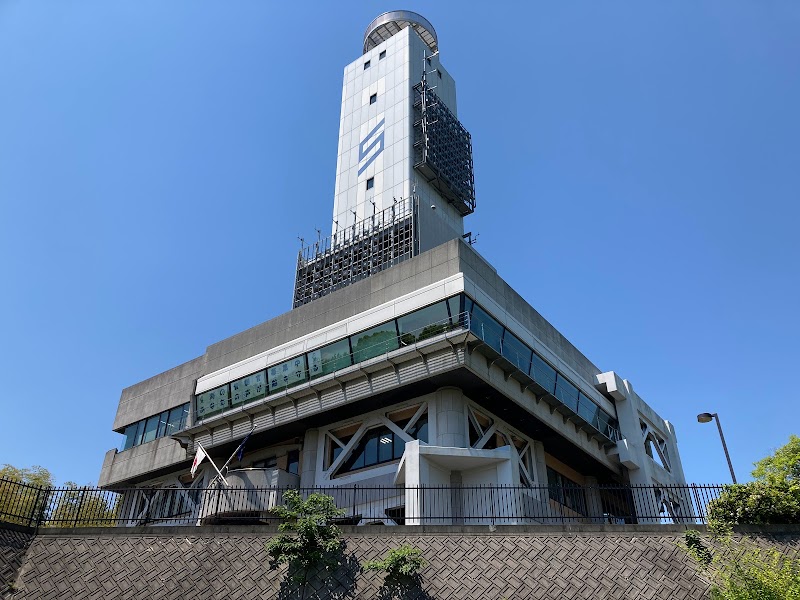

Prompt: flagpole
[
  {"left": 198, "top": 443, "right": 229, "bottom": 487},
  {"left": 217, "top": 426, "right": 256, "bottom": 476}
]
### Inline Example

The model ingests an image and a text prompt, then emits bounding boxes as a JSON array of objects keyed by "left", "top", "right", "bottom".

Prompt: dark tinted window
[
  {"left": 308, "top": 338, "right": 352, "bottom": 379},
  {"left": 469, "top": 303, "right": 503, "bottom": 353},
  {"left": 502, "top": 330, "right": 532, "bottom": 371},
  {"left": 351, "top": 322, "right": 399, "bottom": 363},
  {"left": 397, "top": 301, "right": 450, "bottom": 345},
  {"left": 530, "top": 353, "right": 556, "bottom": 394}
]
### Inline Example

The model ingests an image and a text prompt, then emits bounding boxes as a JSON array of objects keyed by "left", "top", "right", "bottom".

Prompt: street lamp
[{"left": 697, "top": 412, "right": 737, "bottom": 483}]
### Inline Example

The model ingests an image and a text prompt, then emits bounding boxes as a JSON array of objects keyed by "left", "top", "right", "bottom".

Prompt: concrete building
[{"left": 98, "top": 11, "right": 689, "bottom": 526}]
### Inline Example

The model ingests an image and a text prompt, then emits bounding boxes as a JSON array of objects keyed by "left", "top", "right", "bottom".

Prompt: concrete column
[
  {"left": 434, "top": 387, "right": 466, "bottom": 447},
  {"left": 299, "top": 429, "right": 318, "bottom": 488}
]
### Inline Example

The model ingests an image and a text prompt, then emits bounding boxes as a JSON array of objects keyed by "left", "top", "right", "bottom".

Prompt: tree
[
  {"left": 752, "top": 435, "right": 800, "bottom": 485},
  {"left": 0, "top": 464, "right": 53, "bottom": 526},
  {"left": 265, "top": 490, "right": 345, "bottom": 600},
  {"left": 708, "top": 435, "right": 800, "bottom": 526},
  {"left": 47, "top": 482, "right": 119, "bottom": 527}
]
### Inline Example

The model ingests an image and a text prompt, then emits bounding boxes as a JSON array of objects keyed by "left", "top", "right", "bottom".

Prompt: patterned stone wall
[
  {"left": 1, "top": 526, "right": 33, "bottom": 599},
  {"left": 2, "top": 525, "right": 799, "bottom": 600}
]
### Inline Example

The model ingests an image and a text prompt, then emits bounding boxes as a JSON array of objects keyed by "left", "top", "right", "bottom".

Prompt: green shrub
[
  {"left": 707, "top": 481, "right": 800, "bottom": 526},
  {"left": 266, "top": 490, "right": 345, "bottom": 592},
  {"left": 364, "top": 544, "right": 426, "bottom": 580}
]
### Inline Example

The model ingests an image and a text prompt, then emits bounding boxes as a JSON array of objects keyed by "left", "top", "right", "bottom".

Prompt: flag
[
  {"left": 235, "top": 430, "right": 252, "bottom": 462},
  {"left": 190, "top": 445, "right": 208, "bottom": 478}
]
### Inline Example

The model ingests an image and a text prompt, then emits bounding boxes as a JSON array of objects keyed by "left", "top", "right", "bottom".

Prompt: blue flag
[{"left": 236, "top": 430, "right": 252, "bottom": 462}]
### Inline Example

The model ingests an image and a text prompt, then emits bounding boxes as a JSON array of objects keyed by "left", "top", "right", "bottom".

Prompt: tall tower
[{"left": 293, "top": 11, "right": 475, "bottom": 308}]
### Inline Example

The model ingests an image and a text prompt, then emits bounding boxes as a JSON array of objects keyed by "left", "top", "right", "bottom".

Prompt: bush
[
  {"left": 266, "top": 490, "right": 345, "bottom": 590},
  {"left": 364, "top": 544, "right": 426, "bottom": 580},
  {"left": 707, "top": 481, "right": 800, "bottom": 526}
]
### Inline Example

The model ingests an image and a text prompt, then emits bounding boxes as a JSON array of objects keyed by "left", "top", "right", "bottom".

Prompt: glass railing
[
  {"left": 195, "top": 297, "right": 468, "bottom": 421},
  {"left": 465, "top": 298, "right": 620, "bottom": 443}
]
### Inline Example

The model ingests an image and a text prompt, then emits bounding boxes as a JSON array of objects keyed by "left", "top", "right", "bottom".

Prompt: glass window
[
  {"left": 530, "top": 353, "right": 556, "bottom": 394},
  {"left": 379, "top": 50, "right": 386, "bottom": 59},
  {"left": 122, "top": 423, "right": 139, "bottom": 450},
  {"left": 268, "top": 355, "right": 307, "bottom": 393},
  {"left": 469, "top": 303, "right": 503, "bottom": 353},
  {"left": 287, "top": 450, "right": 300, "bottom": 475},
  {"left": 141, "top": 415, "right": 160, "bottom": 444},
  {"left": 134, "top": 419, "right": 146, "bottom": 446},
  {"left": 308, "top": 338, "right": 352, "bottom": 379},
  {"left": 364, "top": 60, "right": 370, "bottom": 69},
  {"left": 408, "top": 415, "right": 428, "bottom": 443},
  {"left": 370, "top": 93, "right": 377, "bottom": 105},
  {"left": 350, "top": 322, "right": 399, "bottom": 363},
  {"left": 156, "top": 411, "right": 170, "bottom": 439},
  {"left": 397, "top": 301, "right": 450, "bottom": 345},
  {"left": 166, "top": 405, "right": 187, "bottom": 436},
  {"left": 196, "top": 384, "right": 230, "bottom": 418},
  {"left": 231, "top": 370, "right": 267, "bottom": 406},
  {"left": 337, "top": 426, "right": 403, "bottom": 475},
  {"left": 502, "top": 330, "right": 532, "bottom": 372},
  {"left": 578, "top": 393, "right": 600, "bottom": 426},
  {"left": 447, "top": 295, "right": 463, "bottom": 326},
  {"left": 366, "top": 177, "right": 374, "bottom": 190},
  {"left": 554, "top": 375, "right": 580, "bottom": 412}
]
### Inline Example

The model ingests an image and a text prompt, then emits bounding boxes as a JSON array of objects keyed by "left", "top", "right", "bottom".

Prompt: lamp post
[{"left": 697, "top": 412, "right": 737, "bottom": 483}]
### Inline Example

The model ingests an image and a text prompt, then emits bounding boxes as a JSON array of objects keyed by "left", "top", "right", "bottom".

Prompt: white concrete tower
[{"left": 293, "top": 11, "right": 475, "bottom": 308}]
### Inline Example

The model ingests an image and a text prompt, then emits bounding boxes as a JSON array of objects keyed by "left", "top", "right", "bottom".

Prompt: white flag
[{"left": 190, "top": 445, "right": 208, "bottom": 478}]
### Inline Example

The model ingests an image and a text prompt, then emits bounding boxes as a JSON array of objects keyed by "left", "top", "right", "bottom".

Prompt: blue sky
[{"left": 1, "top": 1, "right": 798, "bottom": 486}]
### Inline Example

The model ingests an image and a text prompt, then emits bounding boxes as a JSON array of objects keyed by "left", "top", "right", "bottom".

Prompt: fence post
[
  {"left": 28, "top": 487, "right": 42, "bottom": 528},
  {"left": 691, "top": 484, "right": 705, "bottom": 524},
  {"left": 74, "top": 488, "right": 86, "bottom": 528}
]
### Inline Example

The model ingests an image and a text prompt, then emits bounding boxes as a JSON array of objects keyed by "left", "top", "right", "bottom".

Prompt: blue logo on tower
[{"left": 357, "top": 118, "right": 385, "bottom": 176}]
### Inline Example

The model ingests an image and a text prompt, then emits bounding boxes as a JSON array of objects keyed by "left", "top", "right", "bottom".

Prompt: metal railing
[{"left": 0, "top": 478, "right": 725, "bottom": 529}]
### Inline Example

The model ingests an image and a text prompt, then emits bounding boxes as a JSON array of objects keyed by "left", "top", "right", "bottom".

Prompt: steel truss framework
[
  {"left": 292, "top": 198, "right": 418, "bottom": 308},
  {"left": 413, "top": 78, "right": 476, "bottom": 216}
]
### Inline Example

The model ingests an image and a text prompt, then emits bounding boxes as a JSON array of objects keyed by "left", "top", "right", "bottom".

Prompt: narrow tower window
[
  {"left": 364, "top": 60, "right": 370, "bottom": 70},
  {"left": 369, "top": 93, "right": 377, "bottom": 105},
  {"left": 366, "top": 177, "right": 374, "bottom": 190},
  {"left": 379, "top": 50, "right": 386, "bottom": 60}
]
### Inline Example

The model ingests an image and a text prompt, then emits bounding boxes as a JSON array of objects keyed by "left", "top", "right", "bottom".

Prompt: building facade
[{"left": 98, "top": 11, "right": 688, "bottom": 526}]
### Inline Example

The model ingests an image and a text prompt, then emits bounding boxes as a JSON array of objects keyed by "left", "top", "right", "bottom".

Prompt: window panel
[
  {"left": 578, "top": 393, "right": 599, "bottom": 424},
  {"left": 268, "top": 355, "right": 307, "bottom": 393},
  {"left": 502, "top": 330, "right": 532, "bottom": 372},
  {"left": 308, "top": 338, "right": 352, "bottom": 379},
  {"left": 156, "top": 411, "right": 170, "bottom": 439},
  {"left": 231, "top": 370, "right": 267, "bottom": 406},
  {"left": 447, "top": 295, "right": 463, "bottom": 326},
  {"left": 408, "top": 415, "right": 428, "bottom": 443},
  {"left": 554, "top": 375, "right": 580, "bottom": 412},
  {"left": 350, "top": 322, "right": 399, "bottom": 364},
  {"left": 396, "top": 301, "right": 449, "bottom": 345},
  {"left": 378, "top": 431, "right": 394, "bottom": 462},
  {"left": 134, "top": 420, "right": 146, "bottom": 446},
  {"left": 393, "top": 434, "right": 406, "bottom": 458},
  {"left": 141, "top": 415, "right": 160, "bottom": 444},
  {"left": 196, "top": 385, "right": 230, "bottom": 418},
  {"left": 122, "top": 424, "right": 139, "bottom": 450},
  {"left": 530, "top": 353, "right": 556, "bottom": 394},
  {"left": 287, "top": 450, "right": 299, "bottom": 475},
  {"left": 337, "top": 426, "right": 402, "bottom": 475},
  {"left": 469, "top": 303, "right": 503, "bottom": 353}
]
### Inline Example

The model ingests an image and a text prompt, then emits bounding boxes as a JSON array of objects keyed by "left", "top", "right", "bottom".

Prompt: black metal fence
[{"left": 0, "top": 478, "right": 725, "bottom": 528}]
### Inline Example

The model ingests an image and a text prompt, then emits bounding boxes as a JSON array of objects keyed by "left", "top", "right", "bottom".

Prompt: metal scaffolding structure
[
  {"left": 413, "top": 56, "right": 476, "bottom": 217},
  {"left": 292, "top": 198, "right": 418, "bottom": 308}
]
